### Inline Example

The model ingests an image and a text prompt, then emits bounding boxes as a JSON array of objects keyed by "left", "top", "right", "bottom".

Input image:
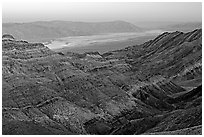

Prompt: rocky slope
[{"left": 2, "top": 29, "right": 202, "bottom": 135}]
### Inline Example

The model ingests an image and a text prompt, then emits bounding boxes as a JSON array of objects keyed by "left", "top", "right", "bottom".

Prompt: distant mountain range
[
  {"left": 137, "top": 21, "right": 202, "bottom": 32},
  {"left": 2, "top": 20, "right": 142, "bottom": 42},
  {"left": 163, "top": 22, "right": 202, "bottom": 32}
]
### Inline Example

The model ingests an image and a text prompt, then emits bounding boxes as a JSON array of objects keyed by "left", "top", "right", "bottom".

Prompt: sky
[{"left": 2, "top": 2, "right": 202, "bottom": 23}]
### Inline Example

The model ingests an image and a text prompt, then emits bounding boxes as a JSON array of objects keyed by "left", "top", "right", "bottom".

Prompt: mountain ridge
[{"left": 2, "top": 20, "right": 142, "bottom": 42}]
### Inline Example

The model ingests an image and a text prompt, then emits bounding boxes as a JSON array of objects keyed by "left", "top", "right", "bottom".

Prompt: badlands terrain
[{"left": 2, "top": 28, "right": 202, "bottom": 134}]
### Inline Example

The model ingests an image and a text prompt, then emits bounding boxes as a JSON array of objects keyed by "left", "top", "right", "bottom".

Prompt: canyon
[{"left": 2, "top": 28, "right": 202, "bottom": 135}]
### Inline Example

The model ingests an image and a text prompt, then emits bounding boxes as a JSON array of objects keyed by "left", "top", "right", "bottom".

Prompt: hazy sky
[{"left": 2, "top": 2, "right": 202, "bottom": 23}]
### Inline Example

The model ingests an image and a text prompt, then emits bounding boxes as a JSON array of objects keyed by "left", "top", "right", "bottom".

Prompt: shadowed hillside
[{"left": 2, "top": 29, "right": 202, "bottom": 135}]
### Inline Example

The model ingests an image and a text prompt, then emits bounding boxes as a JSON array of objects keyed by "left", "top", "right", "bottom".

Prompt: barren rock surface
[{"left": 2, "top": 29, "right": 202, "bottom": 134}]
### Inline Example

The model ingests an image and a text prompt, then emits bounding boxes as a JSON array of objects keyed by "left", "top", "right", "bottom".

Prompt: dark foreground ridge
[{"left": 2, "top": 29, "right": 202, "bottom": 135}]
